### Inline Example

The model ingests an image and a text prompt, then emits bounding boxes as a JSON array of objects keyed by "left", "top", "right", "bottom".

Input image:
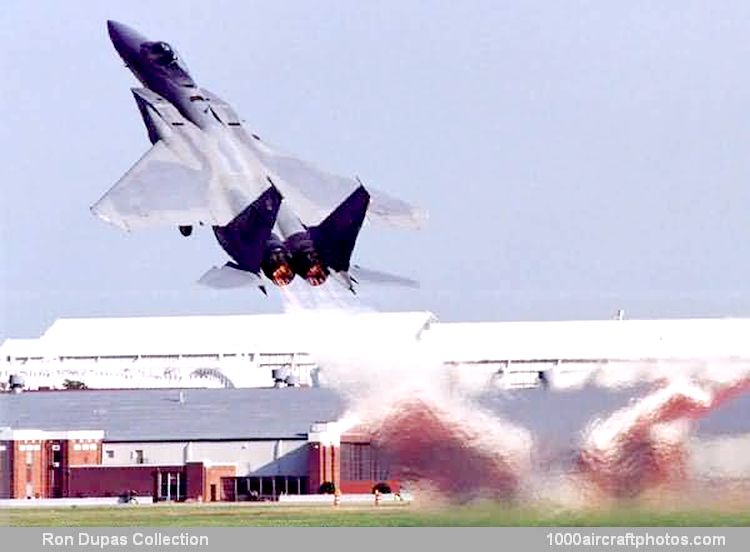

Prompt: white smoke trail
[
  {"left": 279, "top": 287, "right": 533, "bottom": 499},
  {"left": 281, "top": 286, "right": 750, "bottom": 503},
  {"left": 280, "top": 280, "right": 367, "bottom": 314}
]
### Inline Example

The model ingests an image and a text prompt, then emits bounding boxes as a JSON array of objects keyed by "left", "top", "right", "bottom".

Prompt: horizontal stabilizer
[
  {"left": 331, "top": 265, "right": 420, "bottom": 293},
  {"left": 350, "top": 265, "right": 420, "bottom": 288},
  {"left": 198, "top": 263, "right": 267, "bottom": 294}
]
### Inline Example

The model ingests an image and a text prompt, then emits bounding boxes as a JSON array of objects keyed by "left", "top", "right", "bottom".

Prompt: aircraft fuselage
[{"left": 107, "top": 21, "right": 323, "bottom": 287}]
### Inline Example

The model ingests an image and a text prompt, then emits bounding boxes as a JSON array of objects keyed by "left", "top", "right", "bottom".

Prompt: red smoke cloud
[
  {"left": 364, "top": 399, "right": 528, "bottom": 500},
  {"left": 578, "top": 376, "right": 750, "bottom": 497}
]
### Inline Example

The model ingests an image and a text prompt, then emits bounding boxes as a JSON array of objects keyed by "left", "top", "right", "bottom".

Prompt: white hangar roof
[
  {"left": 2, "top": 311, "right": 435, "bottom": 359},
  {"left": 423, "top": 317, "right": 750, "bottom": 362},
  {"left": 3, "top": 312, "right": 750, "bottom": 367}
]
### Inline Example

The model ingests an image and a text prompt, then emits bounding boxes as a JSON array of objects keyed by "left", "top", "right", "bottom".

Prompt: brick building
[
  {"left": 2, "top": 373, "right": 748, "bottom": 502},
  {"left": 0, "top": 388, "right": 397, "bottom": 501},
  {"left": 0, "top": 429, "right": 103, "bottom": 499}
]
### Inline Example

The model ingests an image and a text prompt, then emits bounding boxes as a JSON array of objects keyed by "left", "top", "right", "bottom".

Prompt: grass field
[{"left": 4, "top": 503, "right": 750, "bottom": 527}]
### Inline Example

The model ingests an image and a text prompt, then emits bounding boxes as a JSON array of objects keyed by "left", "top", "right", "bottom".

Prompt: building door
[
  {"left": 47, "top": 442, "right": 64, "bottom": 498},
  {"left": 210, "top": 484, "right": 217, "bottom": 502},
  {"left": 156, "top": 471, "right": 185, "bottom": 501},
  {"left": 25, "top": 451, "right": 34, "bottom": 498}
]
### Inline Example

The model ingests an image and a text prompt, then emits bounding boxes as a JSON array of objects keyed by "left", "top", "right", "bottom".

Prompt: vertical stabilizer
[
  {"left": 213, "top": 186, "right": 282, "bottom": 274},
  {"left": 309, "top": 185, "right": 370, "bottom": 272}
]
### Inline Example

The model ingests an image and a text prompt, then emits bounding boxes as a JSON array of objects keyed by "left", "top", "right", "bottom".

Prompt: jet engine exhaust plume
[
  {"left": 270, "top": 263, "right": 295, "bottom": 286},
  {"left": 262, "top": 242, "right": 295, "bottom": 287},
  {"left": 304, "top": 262, "right": 328, "bottom": 286},
  {"left": 286, "top": 232, "right": 329, "bottom": 286},
  {"left": 280, "top": 276, "right": 367, "bottom": 314},
  {"left": 578, "top": 369, "right": 750, "bottom": 498}
]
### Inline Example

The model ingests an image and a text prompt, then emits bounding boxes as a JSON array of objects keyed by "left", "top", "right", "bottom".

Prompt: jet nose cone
[
  {"left": 106, "top": 19, "right": 122, "bottom": 35},
  {"left": 107, "top": 20, "right": 148, "bottom": 62}
]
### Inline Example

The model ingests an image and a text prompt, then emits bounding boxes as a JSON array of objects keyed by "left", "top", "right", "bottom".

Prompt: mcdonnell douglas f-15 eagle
[{"left": 92, "top": 21, "right": 425, "bottom": 294}]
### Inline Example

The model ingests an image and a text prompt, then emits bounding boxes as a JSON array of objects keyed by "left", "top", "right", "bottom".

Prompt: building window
[
  {"left": 231, "top": 476, "right": 308, "bottom": 500},
  {"left": 340, "top": 443, "right": 390, "bottom": 481},
  {"left": 134, "top": 450, "right": 144, "bottom": 464},
  {"left": 105, "top": 450, "right": 114, "bottom": 459}
]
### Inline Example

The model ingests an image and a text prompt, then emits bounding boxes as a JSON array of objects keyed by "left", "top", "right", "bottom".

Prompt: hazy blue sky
[{"left": 3, "top": 1, "right": 750, "bottom": 338}]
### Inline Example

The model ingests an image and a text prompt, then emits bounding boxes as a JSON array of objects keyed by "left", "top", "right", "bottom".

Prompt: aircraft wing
[
  {"left": 258, "top": 144, "right": 426, "bottom": 228},
  {"left": 201, "top": 88, "right": 426, "bottom": 229},
  {"left": 92, "top": 88, "right": 270, "bottom": 231},
  {"left": 251, "top": 139, "right": 427, "bottom": 229},
  {"left": 91, "top": 141, "right": 218, "bottom": 230}
]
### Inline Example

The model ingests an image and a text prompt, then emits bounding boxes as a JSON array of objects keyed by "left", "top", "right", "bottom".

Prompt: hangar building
[
  {"left": 2, "top": 312, "right": 749, "bottom": 502},
  {"left": 0, "top": 312, "right": 433, "bottom": 390},
  {"left": 2, "top": 384, "right": 749, "bottom": 502},
  {"left": 0, "top": 388, "right": 397, "bottom": 501},
  {"left": 3, "top": 312, "right": 750, "bottom": 392}
]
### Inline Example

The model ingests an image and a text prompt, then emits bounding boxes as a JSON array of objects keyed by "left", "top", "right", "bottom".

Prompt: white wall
[{"left": 102, "top": 439, "right": 309, "bottom": 476}]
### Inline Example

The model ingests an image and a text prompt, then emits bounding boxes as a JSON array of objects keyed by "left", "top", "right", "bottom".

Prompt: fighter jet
[{"left": 92, "top": 21, "right": 425, "bottom": 294}]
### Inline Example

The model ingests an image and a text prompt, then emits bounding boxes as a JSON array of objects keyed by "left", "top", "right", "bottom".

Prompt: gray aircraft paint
[{"left": 92, "top": 21, "right": 425, "bottom": 293}]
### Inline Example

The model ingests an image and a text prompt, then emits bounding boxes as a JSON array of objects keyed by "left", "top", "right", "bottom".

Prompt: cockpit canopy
[
  {"left": 143, "top": 41, "right": 177, "bottom": 66},
  {"left": 140, "top": 41, "right": 195, "bottom": 87}
]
